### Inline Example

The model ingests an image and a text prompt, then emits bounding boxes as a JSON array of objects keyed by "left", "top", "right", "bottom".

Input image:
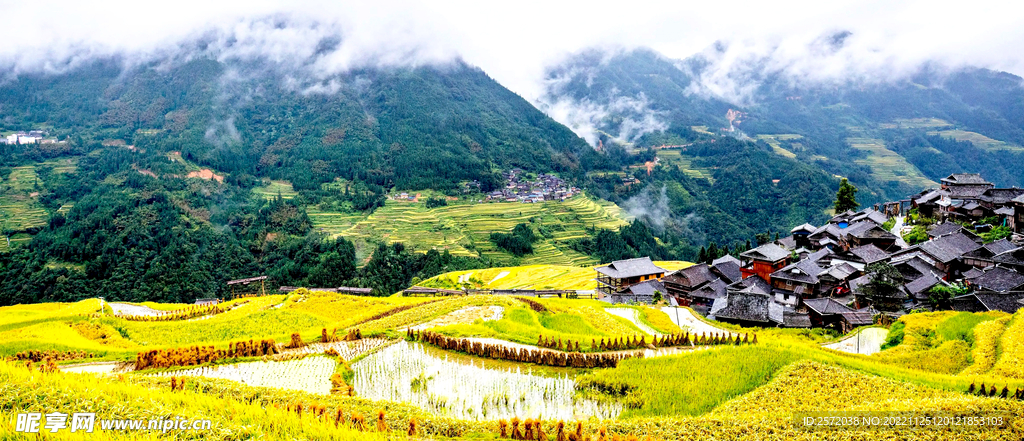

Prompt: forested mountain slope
[{"left": 543, "top": 47, "right": 1024, "bottom": 205}]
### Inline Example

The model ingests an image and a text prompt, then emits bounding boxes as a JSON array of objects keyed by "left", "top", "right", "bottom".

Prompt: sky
[{"left": 1, "top": 0, "right": 1021, "bottom": 103}]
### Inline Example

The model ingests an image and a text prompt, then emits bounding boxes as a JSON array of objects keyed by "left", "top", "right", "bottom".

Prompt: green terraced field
[
  {"left": 880, "top": 118, "right": 953, "bottom": 129},
  {"left": 0, "top": 166, "right": 50, "bottom": 234},
  {"left": 755, "top": 134, "right": 802, "bottom": 159},
  {"left": 309, "top": 195, "right": 630, "bottom": 266},
  {"left": 655, "top": 149, "right": 714, "bottom": 181},
  {"left": 927, "top": 129, "right": 1024, "bottom": 153},
  {"left": 846, "top": 136, "right": 937, "bottom": 188},
  {"left": 254, "top": 180, "right": 299, "bottom": 200}
]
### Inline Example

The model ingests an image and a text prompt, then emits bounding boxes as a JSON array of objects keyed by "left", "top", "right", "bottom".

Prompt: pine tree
[{"left": 834, "top": 178, "right": 859, "bottom": 213}]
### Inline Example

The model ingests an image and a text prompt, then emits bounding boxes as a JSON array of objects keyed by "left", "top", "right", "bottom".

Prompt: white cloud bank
[{"left": 1, "top": 0, "right": 1021, "bottom": 138}]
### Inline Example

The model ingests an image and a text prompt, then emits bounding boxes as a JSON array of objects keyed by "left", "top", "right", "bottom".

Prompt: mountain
[
  {"left": 542, "top": 47, "right": 1024, "bottom": 204},
  {"left": 1, "top": 56, "right": 599, "bottom": 193},
  {"left": 0, "top": 53, "right": 608, "bottom": 304}
]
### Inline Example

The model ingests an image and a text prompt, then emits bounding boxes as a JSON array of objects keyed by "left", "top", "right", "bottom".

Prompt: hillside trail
[
  {"left": 604, "top": 308, "right": 663, "bottom": 336},
  {"left": 660, "top": 307, "right": 737, "bottom": 337},
  {"left": 108, "top": 303, "right": 164, "bottom": 317},
  {"left": 823, "top": 327, "right": 889, "bottom": 355}
]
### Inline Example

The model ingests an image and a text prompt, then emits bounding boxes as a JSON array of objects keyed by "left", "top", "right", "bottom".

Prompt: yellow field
[{"left": 419, "top": 261, "right": 692, "bottom": 290}]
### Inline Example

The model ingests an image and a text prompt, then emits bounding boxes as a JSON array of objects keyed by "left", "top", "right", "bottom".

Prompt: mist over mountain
[{"left": 540, "top": 44, "right": 1024, "bottom": 203}]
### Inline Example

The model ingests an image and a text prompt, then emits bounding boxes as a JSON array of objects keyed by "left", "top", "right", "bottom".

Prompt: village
[
  {"left": 484, "top": 169, "right": 580, "bottom": 203},
  {"left": 0, "top": 130, "right": 63, "bottom": 145},
  {"left": 595, "top": 173, "right": 1024, "bottom": 332}
]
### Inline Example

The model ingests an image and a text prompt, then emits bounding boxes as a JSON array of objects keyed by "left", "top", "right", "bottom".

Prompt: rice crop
[
  {"left": 351, "top": 340, "right": 622, "bottom": 421},
  {"left": 161, "top": 355, "right": 337, "bottom": 395},
  {"left": 989, "top": 314, "right": 1024, "bottom": 379}
]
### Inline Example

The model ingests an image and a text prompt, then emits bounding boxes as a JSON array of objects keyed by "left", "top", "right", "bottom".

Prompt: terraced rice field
[
  {"left": 927, "top": 129, "right": 1024, "bottom": 153},
  {"left": 880, "top": 117, "right": 954, "bottom": 129},
  {"left": 424, "top": 261, "right": 692, "bottom": 291},
  {"left": 755, "top": 134, "right": 801, "bottom": 159},
  {"left": 654, "top": 149, "right": 713, "bottom": 181},
  {"left": 0, "top": 165, "right": 50, "bottom": 235},
  {"left": 846, "top": 136, "right": 937, "bottom": 188},
  {"left": 311, "top": 195, "right": 630, "bottom": 266},
  {"left": 254, "top": 180, "right": 299, "bottom": 200}
]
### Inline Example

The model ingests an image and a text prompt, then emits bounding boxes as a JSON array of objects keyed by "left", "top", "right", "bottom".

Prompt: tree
[
  {"left": 857, "top": 262, "right": 905, "bottom": 311},
  {"left": 927, "top": 283, "right": 968, "bottom": 310},
  {"left": 834, "top": 178, "right": 859, "bottom": 213}
]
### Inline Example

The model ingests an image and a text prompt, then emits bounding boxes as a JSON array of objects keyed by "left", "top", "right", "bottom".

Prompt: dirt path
[
  {"left": 660, "top": 307, "right": 737, "bottom": 337},
  {"left": 605, "top": 308, "right": 662, "bottom": 336},
  {"left": 823, "top": 327, "right": 889, "bottom": 355},
  {"left": 61, "top": 361, "right": 131, "bottom": 374}
]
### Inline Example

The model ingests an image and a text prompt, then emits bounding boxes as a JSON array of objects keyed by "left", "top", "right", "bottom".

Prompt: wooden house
[
  {"left": 739, "top": 243, "right": 791, "bottom": 281},
  {"left": 595, "top": 257, "right": 666, "bottom": 298}
]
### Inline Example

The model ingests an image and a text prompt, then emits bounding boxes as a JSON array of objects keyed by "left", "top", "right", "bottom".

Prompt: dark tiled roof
[
  {"left": 823, "top": 263, "right": 858, "bottom": 281},
  {"left": 914, "top": 189, "right": 942, "bottom": 204},
  {"left": 839, "top": 311, "right": 875, "bottom": 326},
  {"left": 948, "top": 185, "right": 992, "bottom": 199},
  {"left": 772, "top": 259, "right": 824, "bottom": 284},
  {"left": 712, "top": 254, "right": 741, "bottom": 267},
  {"left": 979, "top": 188, "right": 1024, "bottom": 204},
  {"left": 710, "top": 260, "right": 742, "bottom": 284},
  {"left": 843, "top": 221, "right": 896, "bottom": 240},
  {"left": 803, "top": 298, "right": 854, "bottom": 315},
  {"left": 942, "top": 173, "right": 991, "bottom": 185},
  {"left": 928, "top": 222, "right": 963, "bottom": 238},
  {"left": 955, "top": 293, "right": 1024, "bottom": 313},
  {"left": 596, "top": 257, "right": 666, "bottom": 279},
  {"left": 985, "top": 239, "right": 1018, "bottom": 255},
  {"left": 776, "top": 235, "right": 798, "bottom": 250},
  {"left": 972, "top": 267, "right": 1024, "bottom": 293},
  {"left": 740, "top": 243, "right": 790, "bottom": 262},
  {"left": 729, "top": 275, "right": 772, "bottom": 295},
  {"left": 962, "top": 267, "right": 984, "bottom": 281},
  {"left": 848, "top": 274, "right": 872, "bottom": 294},
  {"left": 690, "top": 278, "right": 728, "bottom": 300},
  {"left": 664, "top": 264, "right": 714, "bottom": 289},
  {"left": 784, "top": 312, "right": 813, "bottom": 328},
  {"left": 993, "top": 248, "right": 1024, "bottom": 267},
  {"left": 895, "top": 256, "right": 938, "bottom": 280},
  {"left": 1014, "top": 194, "right": 1024, "bottom": 204},
  {"left": 805, "top": 248, "right": 834, "bottom": 264},
  {"left": 791, "top": 223, "right": 817, "bottom": 234},
  {"left": 851, "top": 209, "right": 888, "bottom": 226},
  {"left": 715, "top": 292, "right": 772, "bottom": 323},
  {"left": 905, "top": 274, "right": 941, "bottom": 298},
  {"left": 620, "top": 280, "right": 667, "bottom": 297},
  {"left": 849, "top": 244, "right": 890, "bottom": 264},
  {"left": 919, "top": 232, "right": 983, "bottom": 263}
]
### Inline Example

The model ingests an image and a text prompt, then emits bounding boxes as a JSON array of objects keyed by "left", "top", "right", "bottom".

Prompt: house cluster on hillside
[
  {"left": 485, "top": 169, "right": 579, "bottom": 203},
  {"left": 596, "top": 173, "right": 1024, "bottom": 331},
  {"left": 911, "top": 173, "right": 1024, "bottom": 235},
  {"left": 1, "top": 130, "right": 63, "bottom": 145}
]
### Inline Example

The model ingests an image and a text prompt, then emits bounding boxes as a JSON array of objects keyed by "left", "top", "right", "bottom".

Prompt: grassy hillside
[{"left": 310, "top": 194, "right": 630, "bottom": 265}]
